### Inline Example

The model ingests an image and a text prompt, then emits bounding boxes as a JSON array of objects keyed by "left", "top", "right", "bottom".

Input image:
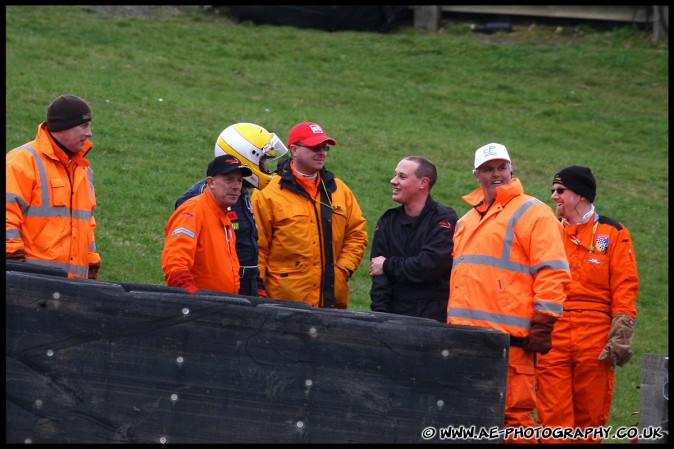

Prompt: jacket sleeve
[
  {"left": 525, "top": 203, "right": 571, "bottom": 319},
  {"left": 250, "top": 189, "right": 271, "bottom": 285},
  {"left": 5, "top": 149, "right": 33, "bottom": 255},
  {"left": 162, "top": 205, "right": 199, "bottom": 285},
  {"left": 335, "top": 187, "right": 368, "bottom": 276},
  {"left": 369, "top": 216, "right": 393, "bottom": 313},
  {"left": 88, "top": 177, "right": 102, "bottom": 266},
  {"left": 608, "top": 224, "right": 639, "bottom": 318},
  {"left": 384, "top": 207, "right": 458, "bottom": 283}
]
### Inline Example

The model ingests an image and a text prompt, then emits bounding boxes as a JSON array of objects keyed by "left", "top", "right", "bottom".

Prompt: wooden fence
[{"left": 412, "top": 5, "right": 669, "bottom": 42}]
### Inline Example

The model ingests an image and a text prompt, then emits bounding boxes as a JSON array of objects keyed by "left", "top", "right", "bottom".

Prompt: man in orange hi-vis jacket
[
  {"left": 536, "top": 166, "right": 639, "bottom": 444},
  {"left": 447, "top": 143, "right": 571, "bottom": 444},
  {"left": 162, "top": 155, "right": 252, "bottom": 295},
  {"left": 6, "top": 94, "right": 101, "bottom": 279}
]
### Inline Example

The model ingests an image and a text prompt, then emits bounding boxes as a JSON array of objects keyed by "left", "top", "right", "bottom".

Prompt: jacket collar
[{"left": 462, "top": 177, "right": 524, "bottom": 208}]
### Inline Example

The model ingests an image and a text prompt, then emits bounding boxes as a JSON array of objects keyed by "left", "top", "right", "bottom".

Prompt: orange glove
[
  {"left": 598, "top": 313, "right": 634, "bottom": 371},
  {"left": 257, "top": 289, "right": 269, "bottom": 298},
  {"left": 88, "top": 262, "right": 101, "bottom": 279},
  {"left": 6, "top": 249, "right": 26, "bottom": 262},
  {"left": 523, "top": 311, "right": 557, "bottom": 354},
  {"left": 167, "top": 269, "right": 198, "bottom": 294}
]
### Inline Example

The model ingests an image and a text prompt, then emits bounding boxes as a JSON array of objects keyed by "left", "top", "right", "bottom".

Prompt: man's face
[
  {"left": 291, "top": 142, "right": 328, "bottom": 175},
  {"left": 474, "top": 159, "right": 512, "bottom": 200},
  {"left": 53, "top": 122, "right": 92, "bottom": 153},
  {"left": 390, "top": 159, "right": 424, "bottom": 205},
  {"left": 551, "top": 183, "right": 580, "bottom": 220},
  {"left": 207, "top": 172, "right": 244, "bottom": 211}
]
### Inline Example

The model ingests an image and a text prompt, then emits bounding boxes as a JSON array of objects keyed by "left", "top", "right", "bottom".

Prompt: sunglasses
[
  {"left": 551, "top": 188, "right": 567, "bottom": 195},
  {"left": 296, "top": 143, "right": 330, "bottom": 152}
]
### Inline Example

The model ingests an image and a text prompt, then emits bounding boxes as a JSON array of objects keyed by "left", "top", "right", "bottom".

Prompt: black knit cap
[
  {"left": 552, "top": 165, "right": 596, "bottom": 202},
  {"left": 46, "top": 95, "right": 92, "bottom": 132}
]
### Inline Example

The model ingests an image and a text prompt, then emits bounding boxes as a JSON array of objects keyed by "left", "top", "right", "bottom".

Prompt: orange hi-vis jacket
[
  {"left": 447, "top": 179, "right": 571, "bottom": 337},
  {"left": 6, "top": 123, "right": 101, "bottom": 278},
  {"left": 558, "top": 212, "right": 638, "bottom": 316},
  {"left": 162, "top": 189, "right": 240, "bottom": 294}
]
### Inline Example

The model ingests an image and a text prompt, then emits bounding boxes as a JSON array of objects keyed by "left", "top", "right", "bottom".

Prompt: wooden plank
[
  {"left": 6, "top": 269, "right": 509, "bottom": 444},
  {"left": 412, "top": 5, "right": 441, "bottom": 31},
  {"left": 638, "top": 354, "right": 669, "bottom": 443},
  {"left": 437, "top": 5, "right": 651, "bottom": 23}
]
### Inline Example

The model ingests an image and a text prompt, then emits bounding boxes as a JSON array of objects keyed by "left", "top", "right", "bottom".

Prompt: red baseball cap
[{"left": 287, "top": 122, "right": 336, "bottom": 147}]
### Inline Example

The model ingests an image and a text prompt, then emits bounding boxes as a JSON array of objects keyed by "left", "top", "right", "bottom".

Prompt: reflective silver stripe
[
  {"left": 450, "top": 198, "right": 568, "bottom": 322},
  {"left": 24, "top": 257, "right": 89, "bottom": 277},
  {"left": 535, "top": 299, "right": 563, "bottom": 315},
  {"left": 90, "top": 241, "right": 97, "bottom": 251},
  {"left": 6, "top": 192, "right": 29, "bottom": 215},
  {"left": 6, "top": 228, "right": 21, "bottom": 239},
  {"left": 449, "top": 307, "right": 531, "bottom": 329},
  {"left": 19, "top": 146, "right": 93, "bottom": 221},
  {"left": 452, "top": 198, "right": 569, "bottom": 275},
  {"left": 25, "top": 146, "right": 51, "bottom": 208}
]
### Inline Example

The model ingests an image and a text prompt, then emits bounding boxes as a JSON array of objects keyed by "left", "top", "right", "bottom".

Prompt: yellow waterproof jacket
[
  {"left": 6, "top": 123, "right": 100, "bottom": 278},
  {"left": 251, "top": 159, "right": 368, "bottom": 308},
  {"left": 447, "top": 178, "right": 571, "bottom": 337}
]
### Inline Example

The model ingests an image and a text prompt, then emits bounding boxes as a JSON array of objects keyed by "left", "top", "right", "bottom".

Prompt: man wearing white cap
[{"left": 447, "top": 143, "right": 571, "bottom": 443}]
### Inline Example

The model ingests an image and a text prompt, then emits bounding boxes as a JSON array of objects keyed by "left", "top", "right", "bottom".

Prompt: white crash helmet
[{"left": 214, "top": 123, "right": 289, "bottom": 189}]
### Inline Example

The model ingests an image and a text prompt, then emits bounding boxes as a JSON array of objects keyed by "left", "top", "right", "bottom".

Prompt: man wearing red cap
[
  {"left": 536, "top": 165, "right": 639, "bottom": 443},
  {"left": 251, "top": 122, "right": 368, "bottom": 309},
  {"left": 6, "top": 94, "right": 102, "bottom": 279}
]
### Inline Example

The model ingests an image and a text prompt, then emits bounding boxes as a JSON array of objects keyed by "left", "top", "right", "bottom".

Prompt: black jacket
[{"left": 370, "top": 196, "right": 458, "bottom": 322}]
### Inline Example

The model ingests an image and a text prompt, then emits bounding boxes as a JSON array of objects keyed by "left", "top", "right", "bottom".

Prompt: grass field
[{"left": 5, "top": 6, "right": 668, "bottom": 442}]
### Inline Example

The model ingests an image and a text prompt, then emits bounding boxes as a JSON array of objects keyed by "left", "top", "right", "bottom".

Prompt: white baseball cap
[{"left": 474, "top": 143, "right": 511, "bottom": 169}]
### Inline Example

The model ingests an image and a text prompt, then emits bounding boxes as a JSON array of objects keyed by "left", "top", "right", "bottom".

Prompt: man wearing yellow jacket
[
  {"left": 6, "top": 94, "right": 101, "bottom": 279},
  {"left": 251, "top": 122, "right": 368, "bottom": 309},
  {"left": 447, "top": 143, "right": 571, "bottom": 444}
]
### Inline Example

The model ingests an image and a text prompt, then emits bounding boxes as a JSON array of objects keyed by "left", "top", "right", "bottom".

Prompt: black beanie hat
[
  {"left": 46, "top": 95, "right": 92, "bottom": 132},
  {"left": 552, "top": 165, "right": 596, "bottom": 202}
]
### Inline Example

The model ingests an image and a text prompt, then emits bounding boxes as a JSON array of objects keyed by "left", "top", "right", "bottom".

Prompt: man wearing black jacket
[{"left": 369, "top": 156, "right": 458, "bottom": 322}]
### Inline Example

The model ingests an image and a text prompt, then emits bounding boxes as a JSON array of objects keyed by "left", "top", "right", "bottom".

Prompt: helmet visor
[{"left": 260, "top": 133, "right": 289, "bottom": 173}]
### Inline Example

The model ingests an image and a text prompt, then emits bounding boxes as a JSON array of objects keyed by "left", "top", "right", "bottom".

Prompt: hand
[
  {"left": 88, "top": 262, "right": 101, "bottom": 279},
  {"left": 6, "top": 249, "right": 26, "bottom": 262},
  {"left": 257, "top": 289, "right": 269, "bottom": 298},
  {"left": 369, "top": 256, "right": 386, "bottom": 277},
  {"left": 523, "top": 311, "right": 557, "bottom": 354},
  {"left": 598, "top": 313, "right": 634, "bottom": 370},
  {"left": 167, "top": 269, "right": 199, "bottom": 294}
]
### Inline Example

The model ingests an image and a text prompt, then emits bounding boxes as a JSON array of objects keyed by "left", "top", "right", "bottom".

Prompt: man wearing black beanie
[
  {"left": 6, "top": 94, "right": 101, "bottom": 279},
  {"left": 536, "top": 165, "right": 640, "bottom": 443}
]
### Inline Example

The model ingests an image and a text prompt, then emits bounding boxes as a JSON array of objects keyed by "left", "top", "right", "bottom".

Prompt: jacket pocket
[{"left": 50, "top": 178, "right": 69, "bottom": 207}]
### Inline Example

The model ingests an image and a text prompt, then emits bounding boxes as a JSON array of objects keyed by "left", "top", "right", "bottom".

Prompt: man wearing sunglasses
[
  {"left": 446, "top": 143, "right": 571, "bottom": 443},
  {"left": 251, "top": 122, "right": 368, "bottom": 309},
  {"left": 536, "top": 165, "right": 639, "bottom": 443}
]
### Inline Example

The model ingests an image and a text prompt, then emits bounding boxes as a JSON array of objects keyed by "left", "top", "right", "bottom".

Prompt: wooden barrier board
[{"left": 6, "top": 268, "right": 508, "bottom": 443}]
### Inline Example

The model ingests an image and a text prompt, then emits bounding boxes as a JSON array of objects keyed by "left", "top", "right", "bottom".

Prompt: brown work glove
[
  {"left": 88, "top": 262, "right": 101, "bottom": 279},
  {"left": 598, "top": 313, "right": 634, "bottom": 371},
  {"left": 6, "top": 249, "right": 26, "bottom": 262},
  {"left": 523, "top": 311, "right": 557, "bottom": 354},
  {"left": 167, "top": 269, "right": 199, "bottom": 294}
]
